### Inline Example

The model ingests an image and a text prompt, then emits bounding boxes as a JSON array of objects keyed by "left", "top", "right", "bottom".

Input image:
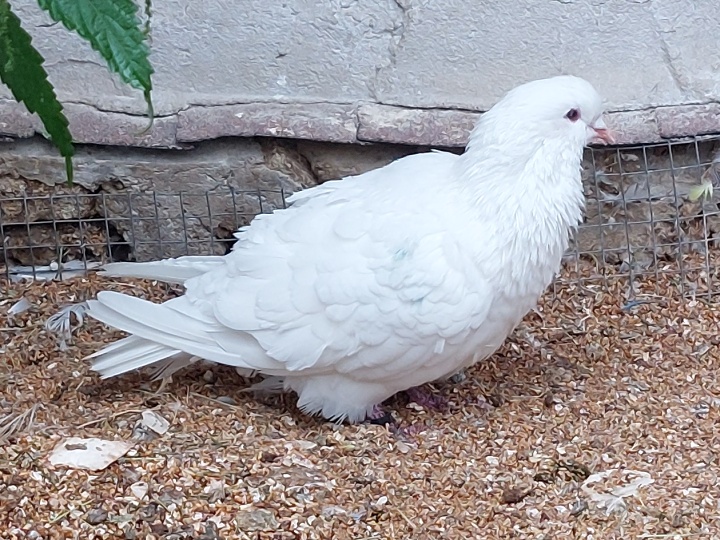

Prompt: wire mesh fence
[
  {"left": 0, "top": 186, "right": 288, "bottom": 280},
  {"left": 2, "top": 136, "right": 720, "bottom": 298},
  {"left": 559, "top": 135, "right": 720, "bottom": 299}
]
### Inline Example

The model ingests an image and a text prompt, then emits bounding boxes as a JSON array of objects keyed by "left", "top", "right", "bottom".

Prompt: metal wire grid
[
  {"left": 557, "top": 135, "right": 720, "bottom": 298},
  {"left": 1, "top": 136, "right": 720, "bottom": 297},
  {"left": 0, "top": 187, "right": 288, "bottom": 282}
]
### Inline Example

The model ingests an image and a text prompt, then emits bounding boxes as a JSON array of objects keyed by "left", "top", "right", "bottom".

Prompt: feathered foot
[
  {"left": 365, "top": 405, "right": 396, "bottom": 426},
  {"left": 405, "top": 386, "right": 449, "bottom": 411}
]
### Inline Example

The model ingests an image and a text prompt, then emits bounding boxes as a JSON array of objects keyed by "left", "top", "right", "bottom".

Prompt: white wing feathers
[
  {"left": 85, "top": 76, "right": 602, "bottom": 421},
  {"left": 87, "top": 151, "right": 495, "bottom": 419},
  {"left": 87, "top": 293, "right": 286, "bottom": 372}
]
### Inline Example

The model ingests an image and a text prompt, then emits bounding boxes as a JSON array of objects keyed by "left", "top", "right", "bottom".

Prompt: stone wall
[
  {"left": 0, "top": 137, "right": 419, "bottom": 267},
  {"left": 4, "top": 1, "right": 720, "bottom": 150},
  {"left": 1, "top": 136, "right": 719, "bottom": 276}
]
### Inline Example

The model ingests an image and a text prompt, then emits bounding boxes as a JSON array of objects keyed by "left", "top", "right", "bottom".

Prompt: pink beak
[{"left": 591, "top": 118, "right": 617, "bottom": 145}]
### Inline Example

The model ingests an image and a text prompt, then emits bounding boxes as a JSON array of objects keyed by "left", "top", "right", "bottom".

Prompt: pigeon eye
[{"left": 565, "top": 108, "right": 580, "bottom": 122}]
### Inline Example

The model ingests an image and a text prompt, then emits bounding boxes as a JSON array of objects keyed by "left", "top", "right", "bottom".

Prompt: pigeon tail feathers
[
  {"left": 85, "top": 291, "right": 279, "bottom": 379},
  {"left": 99, "top": 256, "right": 225, "bottom": 285}
]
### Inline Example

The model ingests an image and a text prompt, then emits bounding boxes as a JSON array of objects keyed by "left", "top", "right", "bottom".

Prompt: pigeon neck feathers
[{"left": 453, "top": 76, "right": 602, "bottom": 295}]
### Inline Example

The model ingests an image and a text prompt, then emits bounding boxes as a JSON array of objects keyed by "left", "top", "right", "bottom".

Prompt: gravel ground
[{"left": 2, "top": 258, "right": 720, "bottom": 540}]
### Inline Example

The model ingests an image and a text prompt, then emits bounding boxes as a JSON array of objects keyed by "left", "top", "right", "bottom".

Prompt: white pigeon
[{"left": 85, "top": 75, "right": 615, "bottom": 423}]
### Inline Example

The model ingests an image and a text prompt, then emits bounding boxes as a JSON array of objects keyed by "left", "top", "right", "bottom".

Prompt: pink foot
[{"left": 405, "top": 386, "right": 449, "bottom": 411}]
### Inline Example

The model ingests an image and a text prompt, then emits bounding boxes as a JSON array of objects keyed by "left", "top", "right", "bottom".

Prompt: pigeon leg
[
  {"left": 366, "top": 405, "right": 396, "bottom": 426},
  {"left": 405, "top": 386, "right": 449, "bottom": 411}
]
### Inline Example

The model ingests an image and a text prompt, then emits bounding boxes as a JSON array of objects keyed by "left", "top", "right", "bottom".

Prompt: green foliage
[
  {"left": 0, "top": 0, "right": 154, "bottom": 184},
  {"left": 0, "top": 0, "right": 74, "bottom": 182},
  {"left": 37, "top": 0, "right": 154, "bottom": 118},
  {"left": 688, "top": 182, "right": 713, "bottom": 203}
]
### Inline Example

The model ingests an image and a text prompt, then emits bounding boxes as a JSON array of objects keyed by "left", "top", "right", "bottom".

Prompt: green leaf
[
  {"left": 37, "top": 0, "right": 154, "bottom": 120},
  {"left": 142, "top": 0, "right": 152, "bottom": 40},
  {"left": 688, "top": 182, "right": 714, "bottom": 202},
  {"left": 0, "top": 0, "right": 74, "bottom": 183}
]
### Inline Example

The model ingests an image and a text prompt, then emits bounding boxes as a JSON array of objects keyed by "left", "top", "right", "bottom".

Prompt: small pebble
[
  {"left": 448, "top": 371, "right": 467, "bottom": 384},
  {"left": 584, "top": 342, "right": 604, "bottom": 361},
  {"left": 261, "top": 451, "right": 280, "bottom": 463},
  {"left": 570, "top": 500, "right": 588, "bottom": 517},
  {"left": 487, "top": 394, "right": 503, "bottom": 407},
  {"left": 85, "top": 507, "right": 108, "bottom": 525},
  {"left": 502, "top": 487, "right": 530, "bottom": 504},
  {"left": 543, "top": 391, "right": 555, "bottom": 407}
]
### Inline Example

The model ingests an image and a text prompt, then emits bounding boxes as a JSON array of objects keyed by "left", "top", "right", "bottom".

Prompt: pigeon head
[{"left": 468, "top": 75, "right": 615, "bottom": 151}]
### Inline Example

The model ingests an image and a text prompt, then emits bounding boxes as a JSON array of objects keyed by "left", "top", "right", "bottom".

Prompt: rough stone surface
[
  {"left": 94, "top": 139, "right": 316, "bottom": 261},
  {"left": 0, "top": 176, "right": 96, "bottom": 224},
  {"left": 3, "top": 2, "right": 720, "bottom": 149},
  {"left": 0, "top": 101, "right": 35, "bottom": 138},
  {"left": 6, "top": 99, "right": 714, "bottom": 153},
  {"left": 356, "top": 106, "right": 720, "bottom": 148},
  {"left": 14, "top": 0, "right": 720, "bottom": 113},
  {"left": 295, "top": 141, "right": 419, "bottom": 182},
  {"left": 2, "top": 136, "right": 719, "bottom": 270},
  {"left": 604, "top": 110, "right": 662, "bottom": 145},
  {"left": 0, "top": 138, "right": 317, "bottom": 264},
  {"left": 177, "top": 103, "right": 358, "bottom": 144},
  {"left": 357, "top": 103, "right": 478, "bottom": 147},
  {"left": 3, "top": 223, "right": 109, "bottom": 266},
  {"left": 63, "top": 104, "right": 179, "bottom": 148},
  {"left": 371, "top": 0, "right": 716, "bottom": 111},
  {"left": 656, "top": 104, "right": 720, "bottom": 139}
]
